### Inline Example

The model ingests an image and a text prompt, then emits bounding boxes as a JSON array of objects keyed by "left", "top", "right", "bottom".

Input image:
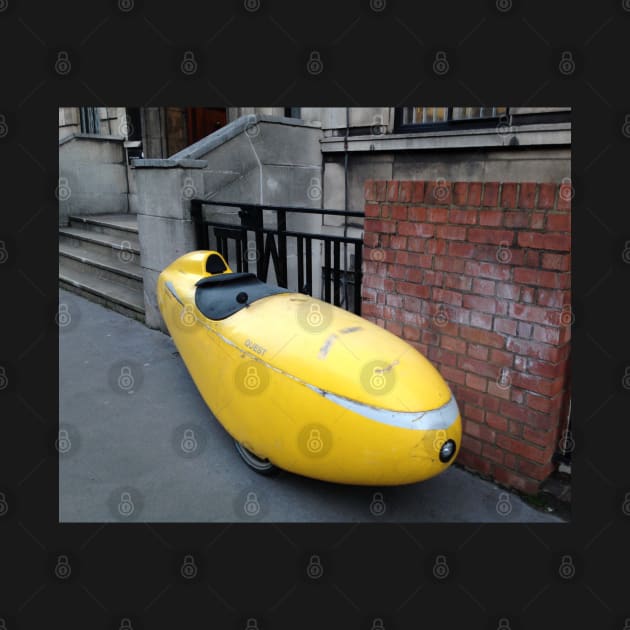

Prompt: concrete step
[
  {"left": 59, "top": 226, "right": 141, "bottom": 267},
  {"left": 68, "top": 214, "right": 139, "bottom": 241},
  {"left": 59, "top": 259, "right": 145, "bottom": 322},
  {"left": 59, "top": 243, "right": 143, "bottom": 290}
]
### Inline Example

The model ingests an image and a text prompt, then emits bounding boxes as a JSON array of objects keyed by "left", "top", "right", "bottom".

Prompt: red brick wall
[{"left": 362, "top": 179, "right": 571, "bottom": 494}]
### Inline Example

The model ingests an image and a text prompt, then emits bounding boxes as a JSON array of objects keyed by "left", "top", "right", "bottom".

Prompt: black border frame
[{"left": 2, "top": 0, "right": 629, "bottom": 627}]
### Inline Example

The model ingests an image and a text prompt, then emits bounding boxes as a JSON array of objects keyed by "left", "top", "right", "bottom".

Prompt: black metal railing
[{"left": 190, "top": 199, "right": 364, "bottom": 315}]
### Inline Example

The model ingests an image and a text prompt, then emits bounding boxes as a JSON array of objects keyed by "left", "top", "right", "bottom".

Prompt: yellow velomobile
[{"left": 157, "top": 250, "right": 462, "bottom": 485}]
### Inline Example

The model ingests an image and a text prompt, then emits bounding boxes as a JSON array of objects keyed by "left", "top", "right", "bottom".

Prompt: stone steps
[
  {"left": 59, "top": 214, "right": 144, "bottom": 321},
  {"left": 68, "top": 213, "right": 141, "bottom": 239}
]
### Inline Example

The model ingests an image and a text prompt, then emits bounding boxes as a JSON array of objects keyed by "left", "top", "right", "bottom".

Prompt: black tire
[{"left": 234, "top": 440, "right": 279, "bottom": 476}]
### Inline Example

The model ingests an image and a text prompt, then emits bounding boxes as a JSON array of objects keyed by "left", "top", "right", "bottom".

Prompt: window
[
  {"left": 395, "top": 107, "right": 570, "bottom": 133},
  {"left": 79, "top": 107, "right": 100, "bottom": 134},
  {"left": 399, "top": 106, "right": 507, "bottom": 128}
]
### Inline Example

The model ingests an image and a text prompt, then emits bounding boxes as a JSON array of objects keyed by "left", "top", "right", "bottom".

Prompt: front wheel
[{"left": 234, "top": 440, "right": 279, "bottom": 476}]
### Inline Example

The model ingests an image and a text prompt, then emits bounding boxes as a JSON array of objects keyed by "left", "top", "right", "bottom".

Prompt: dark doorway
[
  {"left": 186, "top": 108, "right": 227, "bottom": 144},
  {"left": 125, "top": 108, "right": 143, "bottom": 142}
]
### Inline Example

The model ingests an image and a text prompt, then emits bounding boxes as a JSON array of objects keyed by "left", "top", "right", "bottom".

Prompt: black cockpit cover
[{"left": 194, "top": 272, "right": 287, "bottom": 320}]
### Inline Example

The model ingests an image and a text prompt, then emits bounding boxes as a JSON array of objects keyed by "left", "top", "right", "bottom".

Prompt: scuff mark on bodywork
[{"left": 318, "top": 334, "right": 337, "bottom": 359}]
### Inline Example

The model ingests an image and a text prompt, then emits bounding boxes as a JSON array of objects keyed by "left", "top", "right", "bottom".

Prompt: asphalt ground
[{"left": 59, "top": 289, "right": 564, "bottom": 523}]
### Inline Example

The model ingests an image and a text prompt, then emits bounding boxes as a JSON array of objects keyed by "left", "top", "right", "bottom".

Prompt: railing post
[
  {"left": 190, "top": 200, "right": 208, "bottom": 250},
  {"left": 277, "top": 209, "right": 288, "bottom": 288},
  {"left": 239, "top": 205, "right": 265, "bottom": 280}
]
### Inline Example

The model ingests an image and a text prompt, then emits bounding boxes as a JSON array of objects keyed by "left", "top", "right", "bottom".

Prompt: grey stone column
[{"left": 131, "top": 159, "right": 206, "bottom": 331}]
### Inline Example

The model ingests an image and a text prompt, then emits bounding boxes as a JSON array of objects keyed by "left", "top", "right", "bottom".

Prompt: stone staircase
[{"left": 59, "top": 214, "right": 144, "bottom": 321}]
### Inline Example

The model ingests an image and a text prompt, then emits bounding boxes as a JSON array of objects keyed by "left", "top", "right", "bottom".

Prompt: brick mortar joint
[{"left": 366, "top": 179, "right": 568, "bottom": 211}]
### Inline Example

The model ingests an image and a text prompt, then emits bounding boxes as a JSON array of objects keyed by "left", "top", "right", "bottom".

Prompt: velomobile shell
[{"left": 157, "top": 250, "right": 462, "bottom": 485}]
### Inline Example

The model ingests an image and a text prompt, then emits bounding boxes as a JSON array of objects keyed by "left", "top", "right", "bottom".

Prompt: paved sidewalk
[{"left": 59, "top": 289, "right": 564, "bottom": 523}]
